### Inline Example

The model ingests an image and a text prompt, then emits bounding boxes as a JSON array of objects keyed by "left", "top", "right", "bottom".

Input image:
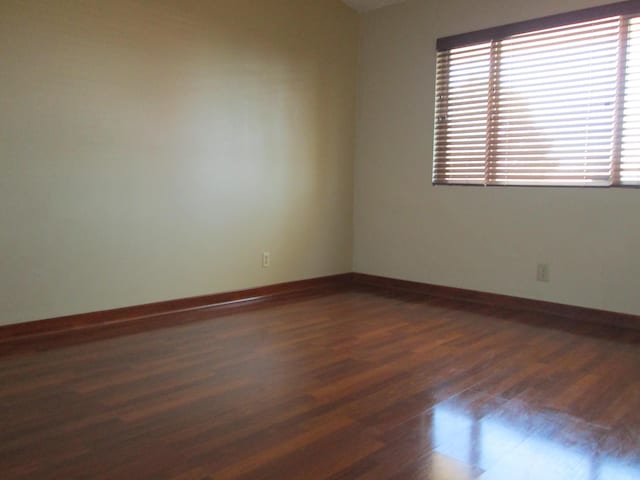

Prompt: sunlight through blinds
[{"left": 434, "top": 7, "right": 640, "bottom": 187}]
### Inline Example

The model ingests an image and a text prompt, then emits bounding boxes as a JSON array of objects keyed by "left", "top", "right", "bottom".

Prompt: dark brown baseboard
[
  {"left": 352, "top": 273, "right": 640, "bottom": 330},
  {"left": 2, "top": 271, "right": 637, "bottom": 343},
  {"left": 0, "top": 273, "right": 354, "bottom": 342}
]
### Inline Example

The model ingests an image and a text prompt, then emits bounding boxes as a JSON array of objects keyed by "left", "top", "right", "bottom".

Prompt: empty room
[{"left": 2, "top": 0, "right": 640, "bottom": 478}]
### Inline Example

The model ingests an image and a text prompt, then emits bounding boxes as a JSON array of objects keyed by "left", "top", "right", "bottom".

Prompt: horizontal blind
[
  {"left": 494, "top": 18, "right": 619, "bottom": 185},
  {"left": 434, "top": 43, "right": 491, "bottom": 184},
  {"left": 433, "top": 12, "right": 640, "bottom": 187},
  {"left": 621, "top": 17, "right": 640, "bottom": 185}
]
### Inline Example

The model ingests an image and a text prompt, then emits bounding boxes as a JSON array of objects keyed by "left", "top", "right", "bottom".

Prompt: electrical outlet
[
  {"left": 262, "top": 251, "right": 271, "bottom": 268},
  {"left": 536, "top": 263, "right": 550, "bottom": 282}
]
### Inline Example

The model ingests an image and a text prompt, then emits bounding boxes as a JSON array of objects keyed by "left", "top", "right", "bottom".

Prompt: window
[{"left": 433, "top": 1, "right": 640, "bottom": 187}]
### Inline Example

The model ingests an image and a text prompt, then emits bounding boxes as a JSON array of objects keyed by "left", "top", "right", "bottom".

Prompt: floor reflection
[{"left": 424, "top": 391, "right": 640, "bottom": 480}]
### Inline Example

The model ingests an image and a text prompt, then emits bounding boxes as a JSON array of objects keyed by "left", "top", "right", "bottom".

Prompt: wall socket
[
  {"left": 262, "top": 251, "right": 271, "bottom": 268},
  {"left": 536, "top": 263, "right": 550, "bottom": 282}
]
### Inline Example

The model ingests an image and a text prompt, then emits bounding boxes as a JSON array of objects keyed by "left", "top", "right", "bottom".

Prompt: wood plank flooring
[{"left": 1, "top": 287, "right": 640, "bottom": 479}]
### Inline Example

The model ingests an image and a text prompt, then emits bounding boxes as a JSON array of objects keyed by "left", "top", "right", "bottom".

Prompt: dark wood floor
[{"left": 2, "top": 287, "right": 640, "bottom": 479}]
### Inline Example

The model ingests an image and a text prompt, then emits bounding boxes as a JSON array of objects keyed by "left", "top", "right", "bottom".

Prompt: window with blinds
[{"left": 433, "top": 1, "right": 640, "bottom": 187}]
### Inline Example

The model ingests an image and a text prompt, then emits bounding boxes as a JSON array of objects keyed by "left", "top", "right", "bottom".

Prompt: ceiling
[{"left": 341, "top": 0, "right": 409, "bottom": 13}]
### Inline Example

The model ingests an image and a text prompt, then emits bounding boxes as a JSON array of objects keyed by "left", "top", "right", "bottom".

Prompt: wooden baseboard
[
  {"left": 0, "top": 273, "right": 354, "bottom": 342},
  {"left": 352, "top": 273, "right": 640, "bottom": 330},
  {"left": 3, "top": 271, "right": 637, "bottom": 342}
]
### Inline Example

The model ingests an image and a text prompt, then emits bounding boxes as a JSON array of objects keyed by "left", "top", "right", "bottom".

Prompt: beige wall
[
  {"left": 0, "top": 0, "right": 358, "bottom": 326},
  {"left": 354, "top": 0, "right": 640, "bottom": 315}
]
